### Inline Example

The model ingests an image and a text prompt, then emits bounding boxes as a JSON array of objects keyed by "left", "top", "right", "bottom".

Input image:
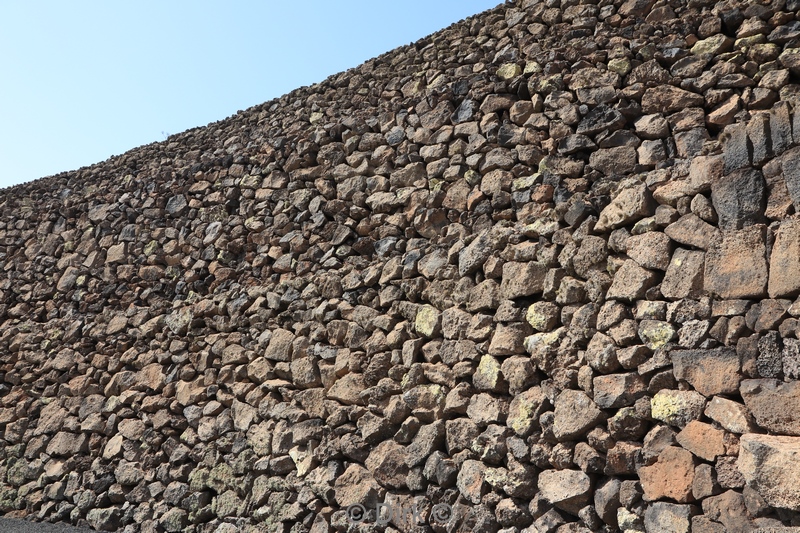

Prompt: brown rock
[
  {"left": 34, "top": 401, "right": 67, "bottom": 436},
  {"left": 635, "top": 114, "right": 669, "bottom": 139},
  {"left": 704, "top": 226, "right": 768, "bottom": 299},
  {"left": 45, "top": 432, "right": 89, "bottom": 457},
  {"left": 467, "top": 393, "right": 508, "bottom": 426},
  {"left": 664, "top": 214, "right": 720, "bottom": 250},
  {"left": 644, "top": 502, "right": 692, "bottom": 533},
  {"left": 553, "top": 389, "right": 605, "bottom": 441},
  {"left": 365, "top": 440, "right": 409, "bottom": 489},
  {"left": 626, "top": 231, "right": 672, "bottom": 271},
  {"left": 327, "top": 373, "right": 366, "bottom": 406},
  {"left": 739, "top": 433, "right": 800, "bottom": 511},
  {"left": 671, "top": 348, "right": 741, "bottom": 397},
  {"left": 741, "top": 379, "right": 800, "bottom": 435},
  {"left": 661, "top": 249, "right": 705, "bottom": 300},
  {"left": 704, "top": 396, "right": 757, "bottom": 434},
  {"left": 595, "top": 180, "right": 654, "bottom": 232},
  {"left": 606, "top": 260, "right": 659, "bottom": 301},
  {"left": 642, "top": 86, "right": 704, "bottom": 114},
  {"left": 538, "top": 469, "right": 592, "bottom": 515},
  {"left": 638, "top": 446, "right": 696, "bottom": 503},
  {"left": 334, "top": 464, "right": 383, "bottom": 507},
  {"left": 769, "top": 220, "right": 800, "bottom": 298},
  {"left": 569, "top": 68, "right": 621, "bottom": 90},
  {"left": 701, "top": 490, "right": 753, "bottom": 533},
  {"left": 500, "top": 261, "right": 547, "bottom": 299},
  {"left": 264, "top": 329, "right": 295, "bottom": 362},
  {"left": 457, "top": 459, "right": 488, "bottom": 504},
  {"left": 593, "top": 373, "right": 646, "bottom": 409},
  {"left": 589, "top": 146, "right": 638, "bottom": 175},
  {"left": 676, "top": 421, "right": 726, "bottom": 462}
]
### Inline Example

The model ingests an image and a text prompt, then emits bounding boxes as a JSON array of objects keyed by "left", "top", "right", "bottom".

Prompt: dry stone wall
[{"left": 3, "top": 0, "right": 800, "bottom": 531}]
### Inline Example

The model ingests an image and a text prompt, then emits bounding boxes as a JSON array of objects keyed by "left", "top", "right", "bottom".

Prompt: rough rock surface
[{"left": 2, "top": 0, "right": 800, "bottom": 532}]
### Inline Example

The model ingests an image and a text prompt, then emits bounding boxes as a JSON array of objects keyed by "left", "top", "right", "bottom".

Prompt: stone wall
[{"left": 2, "top": 0, "right": 800, "bottom": 531}]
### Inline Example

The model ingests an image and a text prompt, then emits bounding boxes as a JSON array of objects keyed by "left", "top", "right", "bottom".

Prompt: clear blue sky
[{"left": 0, "top": 1, "right": 499, "bottom": 189}]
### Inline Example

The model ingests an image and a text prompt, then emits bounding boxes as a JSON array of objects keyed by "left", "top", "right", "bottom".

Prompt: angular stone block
[
  {"left": 704, "top": 226, "right": 768, "bottom": 299},
  {"left": 769, "top": 220, "right": 800, "bottom": 298},
  {"left": 672, "top": 347, "right": 741, "bottom": 397},
  {"left": 739, "top": 434, "right": 800, "bottom": 511},
  {"left": 741, "top": 379, "right": 800, "bottom": 435},
  {"left": 661, "top": 248, "right": 705, "bottom": 300},
  {"left": 711, "top": 167, "right": 765, "bottom": 230}
]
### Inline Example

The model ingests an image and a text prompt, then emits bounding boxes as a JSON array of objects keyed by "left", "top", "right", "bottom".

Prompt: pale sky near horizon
[{"left": 0, "top": 1, "right": 499, "bottom": 189}]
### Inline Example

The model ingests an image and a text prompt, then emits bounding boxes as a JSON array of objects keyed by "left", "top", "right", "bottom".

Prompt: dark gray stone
[
  {"left": 723, "top": 123, "right": 751, "bottom": 174},
  {"left": 576, "top": 104, "right": 627, "bottom": 136},
  {"left": 781, "top": 146, "right": 800, "bottom": 210},
  {"left": 747, "top": 113, "right": 771, "bottom": 167},
  {"left": 770, "top": 102, "right": 793, "bottom": 156},
  {"left": 711, "top": 168, "right": 765, "bottom": 230}
]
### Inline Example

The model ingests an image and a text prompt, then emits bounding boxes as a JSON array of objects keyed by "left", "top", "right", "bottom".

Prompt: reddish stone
[{"left": 638, "top": 446, "right": 696, "bottom": 502}]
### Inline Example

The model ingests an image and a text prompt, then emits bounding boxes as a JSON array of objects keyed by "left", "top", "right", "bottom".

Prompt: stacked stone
[{"left": 3, "top": 0, "right": 800, "bottom": 531}]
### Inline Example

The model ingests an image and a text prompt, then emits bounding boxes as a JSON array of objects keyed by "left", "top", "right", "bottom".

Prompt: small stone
[
  {"left": 642, "top": 85, "right": 704, "bottom": 114},
  {"left": 45, "top": 432, "right": 88, "bottom": 457},
  {"left": 638, "top": 320, "right": 676, "bottom": 350},
  {"left": 661, "top": 249, "right": 705, "bottom": 300},
  {"left": 664, "top": 214, "right": 720, "bottom": 250},
  {"left": 708, "top": 95, "right": 741, "bottom": 126},
  {"left": 327, "top": 374, "right": 366, "bottom": 406},
  {"left": 704, "top": 396, "right": 757, "bottom": 434},
  {"left": 676, "top": 421, "right": 726, "bottom": 462},
  {"left": 538, "top": 469, "right": 592, "bottom": 515},
  {"left": 165, "top": 195, "right": 188, "bottom": 216},
  {"left": 781, "top": 146, "right": 800, "bottom": 210},
  {"left": 691, "top": 34, "right": 733, "bottom": 55},
  {"left": 526, "top": 301, "right": 560, "bottom": 332},
  {"left": 264, "top": 328, "right": 295, "bottom": 362},
  {"left": 593, "top": 373, "right": 646, "bottom": 409},
  {"left": 650, "top": 390, "right": 706, "bottom": 428},
  {"left": 500, "top": 261, "right": 547, "bottom": 299},
  {"left": 474, "top": 354, "right": 505, "bottom": 392},
  {"left": 497, "top": 63, "right": 522, "bottom": 81},
  {"left": 626, "top": 231, "right": 672, "bottom": 270},
  {"left": 467, "top": 393, "right": 508, "bottom": 426},
  {"left": 635, "top": 114, "right": 669, "bottom": 139},
  {"left": 638, "top": 446, "right": 696, "bottom": 503},
  {"left": 506, "top": 387, "right": 546, "bottom": 437},
  {"left": 457, "top": 459, "right": 487, "bottom": 504},
  {"left": 334, "top": 464, "right": 382, "bottom": 507},
  {"left": 644, "top": 502, "right": 692, "bottom": 533},
  {"left": 415, "top": 305, "right": 441, "bottom": 337},
  {"left": 589, "top": 146, "right": 638, "bottom": 176},
  {"left": 365, "top": 440, "right": 408, "bottom": 488},
  {"left": 607, "top": 260, "right": 659, "bottom": 301},
  {"left": 638, "top": 140, "right": 667, "bottom": 166},
  {"left": 595, "top": 180, "right": 655, "bottom": 233},
  {"left": 553, "top": 389, "right": 605, "bottom": 441}
]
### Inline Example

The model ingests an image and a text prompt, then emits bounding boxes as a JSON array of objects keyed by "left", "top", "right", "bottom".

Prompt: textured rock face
[
  {"left": 738, "top": 434, "right": 800, "bottom": 511},
  {"left": 3, "top": 0, "right": 800, "bottom": 532}
]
